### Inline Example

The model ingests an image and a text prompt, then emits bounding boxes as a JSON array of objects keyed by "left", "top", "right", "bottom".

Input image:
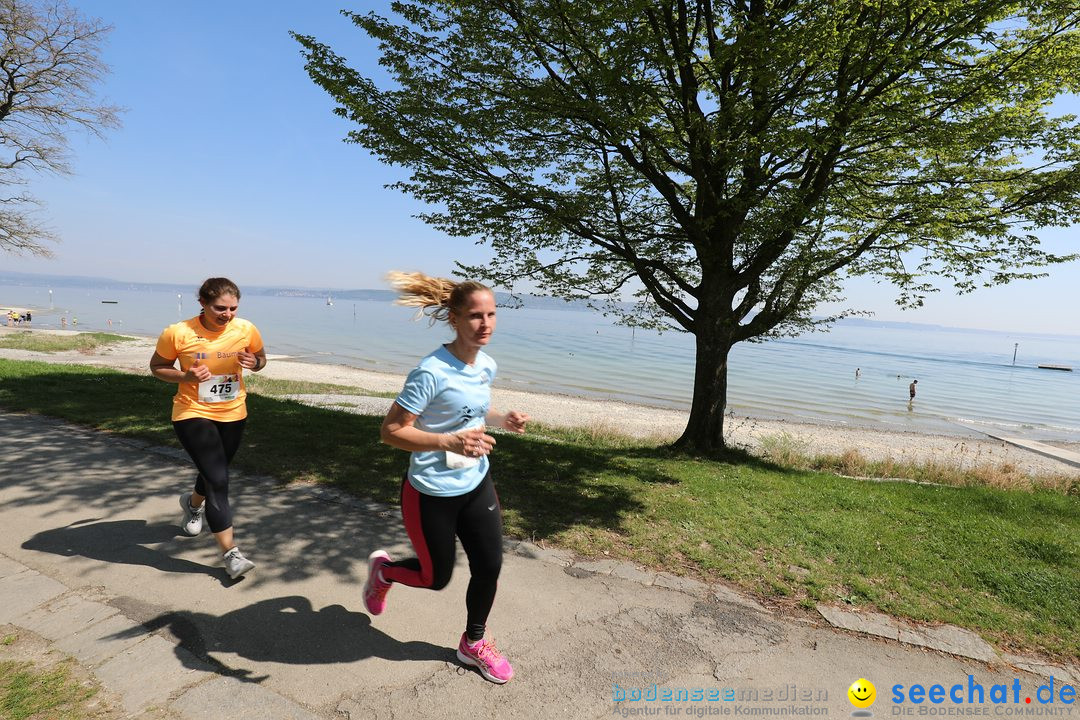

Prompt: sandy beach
[{"left": 1, "top": 325, "right": 1077, "bottom": 477}]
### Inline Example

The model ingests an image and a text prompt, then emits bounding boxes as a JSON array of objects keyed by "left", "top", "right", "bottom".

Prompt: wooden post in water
[{"left": 1013, "top": 343, "right": 1018, "bottom": 366}]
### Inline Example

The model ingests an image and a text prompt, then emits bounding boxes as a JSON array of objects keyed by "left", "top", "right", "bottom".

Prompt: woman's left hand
[
  {"left": 501, "top": 410, "right": 529, "bottom": 434},
  {"left": 237, "top": 349, "right": 259, "bottom": 370}
]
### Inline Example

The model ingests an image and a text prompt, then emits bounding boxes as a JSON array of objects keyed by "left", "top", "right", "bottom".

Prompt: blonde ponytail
[{"left": 387, "top": 271, "right": 491, "bottom": 324}]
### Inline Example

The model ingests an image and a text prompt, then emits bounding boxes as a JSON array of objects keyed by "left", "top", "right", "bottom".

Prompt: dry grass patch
[
  {"left": 805, "top": 451, "right": 1078, "bottom": 495},
  {"left": 757, "top": 431, "right": 810, "bottom": 466}
]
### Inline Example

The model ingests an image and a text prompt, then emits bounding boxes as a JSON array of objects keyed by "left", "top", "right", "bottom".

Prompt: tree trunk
[{"left": 673, "top": 328, "right": 732, "bottom": 454}]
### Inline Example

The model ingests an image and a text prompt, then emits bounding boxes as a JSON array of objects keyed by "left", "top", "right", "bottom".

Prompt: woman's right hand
[
  {"left": 456, "top": 427, "right": 496, "bottom": 458},
  {"left": 185, "top": 357, "right": 212, "bottom": 383}
]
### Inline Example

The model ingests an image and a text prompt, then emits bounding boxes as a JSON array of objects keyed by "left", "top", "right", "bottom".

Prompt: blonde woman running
[
  {"left": 364, "top": 271, "right": 529, "bottom": 684},
  {"left": 150, "top": 277, "right": 266, "bottom": 579}
]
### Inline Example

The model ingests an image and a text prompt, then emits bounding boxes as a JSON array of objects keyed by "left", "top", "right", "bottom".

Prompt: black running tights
[
  {"left": 172, "top": 417, "right": 246, "bottom": 534},
  {"left": 382, "top": 473, "right": 503, "bottom": 642}
]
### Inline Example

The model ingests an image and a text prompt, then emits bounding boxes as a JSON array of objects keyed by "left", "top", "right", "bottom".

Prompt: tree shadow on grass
[
  {"left": 0, "top": 365, "right": 776, "bottom": 550},
  {"left": 240, "top": 394, "right": 405, "bottom": 503},
  {"left": 489, "top": 431, "right": 796, "bottom": 540},
  {"left": 0, "top": 368, "right": 405, "bottom": 504}
]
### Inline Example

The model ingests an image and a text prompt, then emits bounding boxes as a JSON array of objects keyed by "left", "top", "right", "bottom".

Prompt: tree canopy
[
  {"left": 0, "top": 0, "right": 120, "bottom": 256},
  {"left": 296, "top": 0, "right": 1080, "bottom": 451}
]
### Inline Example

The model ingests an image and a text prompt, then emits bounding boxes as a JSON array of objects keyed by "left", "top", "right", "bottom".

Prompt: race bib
[
  {"left": 445, "top": 422, "right": 483, "bottom": 469},
  {"left": 445, "top": 450, "right": 480, "bottom": 469},
  {"left": 198, "top": 374, "right": 240, "bottom": 403}
]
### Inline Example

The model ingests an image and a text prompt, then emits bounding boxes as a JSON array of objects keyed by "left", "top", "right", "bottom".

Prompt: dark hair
[
  {"left": 386, "top": 271, "right": 491, "bottom": 323},
  {"left": 198, "top": 277, "right": 241, "bottom": 304}
]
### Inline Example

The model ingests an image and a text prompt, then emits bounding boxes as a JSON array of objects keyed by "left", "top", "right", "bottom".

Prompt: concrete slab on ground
[{"left": 986, "top": 436, "right": 1080, "bottom": 469}]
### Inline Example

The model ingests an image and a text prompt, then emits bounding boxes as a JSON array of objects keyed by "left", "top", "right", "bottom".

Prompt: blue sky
[{"left": 6, "top": 2, "right": 1079, "bottom": 335}]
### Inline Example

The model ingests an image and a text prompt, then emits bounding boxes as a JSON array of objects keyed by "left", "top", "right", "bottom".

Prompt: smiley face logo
[{"left": 848, "top": 678, "right": 876, "bottom": 709}]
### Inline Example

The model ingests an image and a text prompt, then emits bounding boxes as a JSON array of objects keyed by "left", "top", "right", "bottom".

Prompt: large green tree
[{"left": 295, "top": 0, "right": 1080, "bottom": 452}]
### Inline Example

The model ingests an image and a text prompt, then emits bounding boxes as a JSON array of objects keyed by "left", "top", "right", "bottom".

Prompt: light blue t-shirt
[{"left": 395, "top": 345, "right": 497, "bottom": 496}]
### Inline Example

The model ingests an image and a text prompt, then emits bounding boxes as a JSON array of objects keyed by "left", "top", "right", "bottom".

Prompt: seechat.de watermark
[{"left": 887, "top": 675, "right": 1075, "bottom": 716}]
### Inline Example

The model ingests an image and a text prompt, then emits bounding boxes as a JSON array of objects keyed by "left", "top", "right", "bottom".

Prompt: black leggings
[
  {"left": 172, "top": 417, "right": 246, "bottom": 534},
  {"left": 382, "top": 472, "right": 503, "bottom": 642}
]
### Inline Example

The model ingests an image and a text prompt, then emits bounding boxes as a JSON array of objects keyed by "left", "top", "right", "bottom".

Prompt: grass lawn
[
  {"left": 0, "top": 629, "right": 111, "bottom": 720},
  {"left": 0, "top": 332, "right": 131, "bottom": 354},
  {"left": 0, "top": 358, "right": 1076, "bottom": 662},
  {"left": 0, "top": 660, "right": 101, "bottom": 720},
  {"left": 244, "top": 373, "right": 397, "bottom": 399}
]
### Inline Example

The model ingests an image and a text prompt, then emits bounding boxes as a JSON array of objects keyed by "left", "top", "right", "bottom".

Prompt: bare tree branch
[{"left": 0, "top": 0, "right": 121, "bottom": 256}]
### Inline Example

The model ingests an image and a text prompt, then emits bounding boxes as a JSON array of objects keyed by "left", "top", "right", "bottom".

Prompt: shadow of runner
[
  {"left": 21, "top": 518, "right": 228, "bottom": 583},
  {"left": 107, "top": 596, "right": 454, "bottom": 682}
]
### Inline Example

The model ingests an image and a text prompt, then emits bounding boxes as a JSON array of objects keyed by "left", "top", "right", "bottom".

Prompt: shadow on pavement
[
  {"left": 108, "top": 595, "right": 454, "bottom": 681},
  {"left": 21, "top": 518, "right": 229, "bottom": 582},
  {"left": 1, "top": 410, "right": 419, "bottom": 585}
]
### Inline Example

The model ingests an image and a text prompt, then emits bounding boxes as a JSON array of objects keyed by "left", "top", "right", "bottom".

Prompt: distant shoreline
[
  {"left": 5, "top": 271, "right": 1080, "bottom": 339},
  {"left": 2, "top": 325, "right": 1077, "bottom": 477},
  {"left": 6, "top": 285, "right": 1080, "bottom": 445}
]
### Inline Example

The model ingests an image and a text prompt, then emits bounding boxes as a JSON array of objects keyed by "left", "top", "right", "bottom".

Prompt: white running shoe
[
  {"left": 179, "top": 493, "right": 205, "bottom": 536},
  {"left": 223, "top": 547, "right": 255, "bottom": 579}
]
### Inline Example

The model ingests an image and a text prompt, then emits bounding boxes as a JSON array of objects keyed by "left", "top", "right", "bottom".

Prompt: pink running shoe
[
  {"left": 456, "top": 633, "right": 514, "bottom": 684},
  {"left": 362, "top": 550, "right": 392, "bottom": 615}
]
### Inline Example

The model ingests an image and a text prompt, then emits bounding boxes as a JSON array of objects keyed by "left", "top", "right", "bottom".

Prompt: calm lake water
[{"left": 4, "top": 280, "right": 1080, "bottom": 443}]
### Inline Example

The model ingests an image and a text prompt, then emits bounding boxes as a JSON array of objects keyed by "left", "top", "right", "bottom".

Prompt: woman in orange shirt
[{"left": 150, "top": 277, "right": 266, "bottom": 579}]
